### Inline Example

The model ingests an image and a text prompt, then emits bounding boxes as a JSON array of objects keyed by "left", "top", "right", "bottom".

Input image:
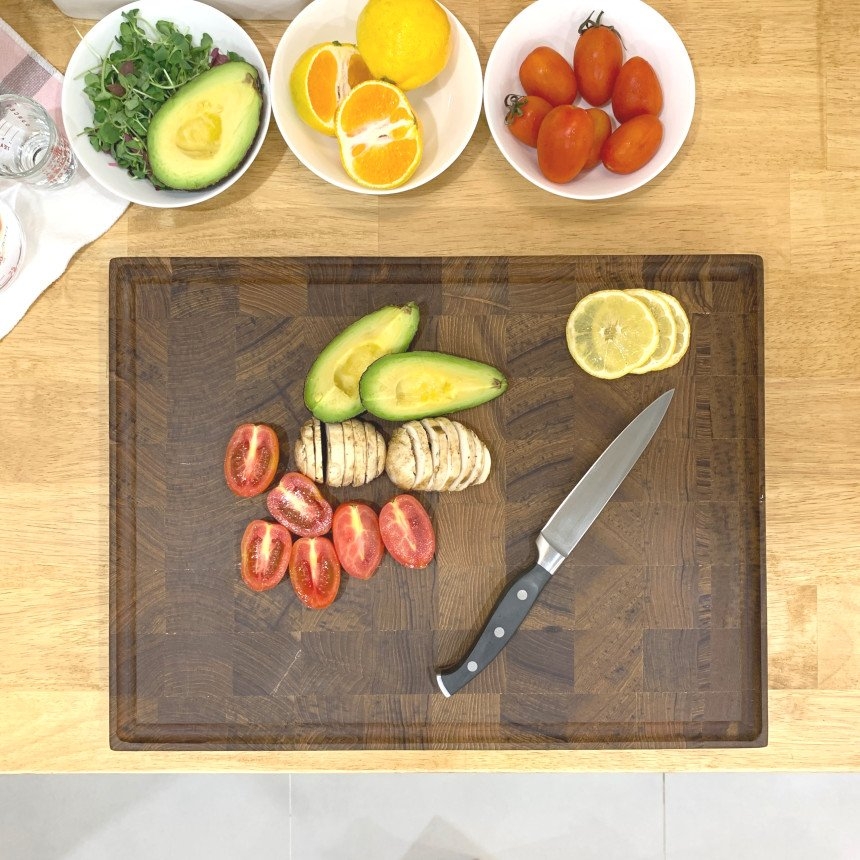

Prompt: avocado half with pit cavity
[{"left": 147, "top": 61, "right": 263, "bottom": 191}]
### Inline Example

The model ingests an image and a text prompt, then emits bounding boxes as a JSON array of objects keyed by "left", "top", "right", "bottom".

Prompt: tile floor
[{"left": 1, "top": 773, "right": 858, "bottom": 859}]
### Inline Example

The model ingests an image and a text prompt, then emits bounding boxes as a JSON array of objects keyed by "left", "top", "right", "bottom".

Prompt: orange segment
[
  {"left": 290, "top": 42, "right": 372, "bottom": 136},
  {"left": 334, "top": 80, "right": 423, "bottom": 190}
]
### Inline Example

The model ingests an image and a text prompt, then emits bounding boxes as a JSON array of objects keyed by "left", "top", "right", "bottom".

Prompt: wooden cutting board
[{"left": 110, "top": 255, "right": 765, "bottom": 749}]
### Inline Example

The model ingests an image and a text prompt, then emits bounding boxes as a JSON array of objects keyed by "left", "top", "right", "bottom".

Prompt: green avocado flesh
[
  {"left": 304, "top": 303, "right": 420, "bottom": 422},
  {"left": 359, "top": 351, "right": 508, "bottom": 420},
  {"left": 147, "top": 61, "right": 263, "bottom": 190}
]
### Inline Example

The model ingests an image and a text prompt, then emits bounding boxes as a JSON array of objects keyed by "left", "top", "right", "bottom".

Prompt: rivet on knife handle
[{"left": 436, "top": 562, "right": 553, "bottom": 697}]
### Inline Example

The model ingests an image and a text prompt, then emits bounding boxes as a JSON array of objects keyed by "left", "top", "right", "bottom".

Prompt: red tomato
[
  {"left": 601, "top": 114, "right": 664, "bottom": 174},
  {"left": 289, "top": 536, "right": 341, "bottom": 609},
  {"left": 536, "top": 105, "right": 594, "bottom": 184},
  {"left": 224, "top": 423, "right": 279, "bottom": 498},
  {"left": 266, "top": 472, "right": 332, "bottom": 537},
  {"left": 378, "top": 495, "right": 435, "bottom": 569},
  {"left": 583, "top": 107, "right": 613, "bottom": 170},
  {"left": 611, "top": 57, "right": 664, "bottom": 123},
  {"left": 332, "top": 502, "right": 385, "bottom": 580},
  {"left": 504, "top": 93, "right": 553, "bottom": 148},
  {"left": 573, "top": 11, "right": 623, "bottom": 107},
  {"left": 519, "top": 46, "right": 577, "bottom": 107},
  {"left": 240, "top": 520, "right": 292, "bottom": 592}
]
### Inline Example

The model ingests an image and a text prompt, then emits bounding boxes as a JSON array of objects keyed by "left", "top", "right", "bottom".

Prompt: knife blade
[{"left": 435, "top": 389, "right": 674, "bottom": 697}]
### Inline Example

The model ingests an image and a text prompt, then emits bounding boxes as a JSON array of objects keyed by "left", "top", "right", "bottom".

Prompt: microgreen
[{"left": 81, "top": 9, "right": 244, "bottom": 187}]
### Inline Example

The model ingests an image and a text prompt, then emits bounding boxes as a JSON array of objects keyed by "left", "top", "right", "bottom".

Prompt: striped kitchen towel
[{"left": 0, "top": 17, "right": 128, "bottom": 340}]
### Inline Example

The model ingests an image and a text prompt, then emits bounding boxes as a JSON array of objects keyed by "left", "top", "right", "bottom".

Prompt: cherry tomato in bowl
[
  {"left": 224, "top": 423, "right": 279, "bottom": 498},
  {"left": 573, "top": 10, "right": 623, "bottom": 107},
  {"left": 612, "top": 56, "right": 664, "bottom": 123},
  {"left": 332, "top": 502, "right": 385, "bottom": 580},
  {"left": 583, "top": 108, "right": 613, "bottom": 170},
  {"left": 519, "top": 46, "right": 577, "bottom": 107},
  {"left": 290, "top": 536, "right": 341, "bottom": 609},
  {"left": 602, "top": 114, "right": 664, "bottom": 174},
  {"left": 536, "top": 105, "right": 594, "bottom": 184},
  {"left": 240, "top": 519, "right": 292, "bottom": 592},
  {"left": 379, "top": 495, "right": 435, "bottom": 569},
  {"left": 267, "top": 472, "right": 333, "bottom": 537},
  {"left": 504, "top": 93, "right": 553, "bottom": 148}
]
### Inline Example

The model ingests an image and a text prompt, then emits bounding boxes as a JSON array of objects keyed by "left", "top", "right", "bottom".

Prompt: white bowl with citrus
[{"left": 271, "top": 0, "right": 483, "bottom": 194}]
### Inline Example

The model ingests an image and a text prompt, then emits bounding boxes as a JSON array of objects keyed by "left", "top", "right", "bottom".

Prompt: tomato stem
[
  {"left": 577, "top": 9, "right": 625, "bottom": 47},
  {"left": 504, "top": 93, "right": 527, "bottom": 124}
]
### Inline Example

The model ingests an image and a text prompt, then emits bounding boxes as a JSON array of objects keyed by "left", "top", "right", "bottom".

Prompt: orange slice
[
  {"left": 290, "top": 42, "right": 372, "bottom": 136},
  {"left": 334, "top": 80, "right": 423, "bottom": 190}
]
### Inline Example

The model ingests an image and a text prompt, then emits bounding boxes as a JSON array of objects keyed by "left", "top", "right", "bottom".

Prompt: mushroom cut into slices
[
  {"left": 295, "top": 418, "right": 387, "bottom": 488},
  {"left": 385, "top": 419, "right": 492, "bottom": 491}
]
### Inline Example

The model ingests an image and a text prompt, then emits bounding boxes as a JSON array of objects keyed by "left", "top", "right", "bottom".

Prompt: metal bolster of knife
[{"left": 435, "top": 560, "right": 554, "bottom": 697}]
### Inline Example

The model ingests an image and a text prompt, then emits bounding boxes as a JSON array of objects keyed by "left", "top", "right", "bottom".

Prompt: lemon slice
[
  {"left": 566, "top": 290, "right": 660, "bottom": 379},
  {"left": 626, "top": 288, "right": 678, "bottom": 374},
  {"left": 652, "top": 290, "right": 691, "bottom": 368}
]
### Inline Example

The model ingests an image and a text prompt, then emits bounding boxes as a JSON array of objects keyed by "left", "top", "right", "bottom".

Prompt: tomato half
[
  {"left": 611, "top": 57, "right": 664, "bottom": 123},
  {"left": 602, "top": 114, "right": 664, "bottom": 174},
  {"left": 583, "top": 108, "right": 613, "bottom": 170},
  {"left": 266, "top": 472, "right": 333, "bottom": 537},
  {"left": 573, "top": 11, "right": 623, "bottom": 107},
  {"left": 240, "top": 520, "right": 292, "bottom": 592},
  {"left": 519, "top": 46, "right": 577, "bottom": 107},
  {"left": 289, "top": 536, "right": 341, "bottom": 609},
  {"left": 504, "top": 93, "right": 553, "bottom": 148},
  {"left": 378, "top": 495, "right": 435, "bottom": 569},
  {"left": 536, "top": 105, "right": 594, "bottom": 184},
  {"left": 332, "top": 502, "right": 385, "bottom": 580},
  {"left": 224, "top": 423, "right": 279, "bottom": 498}
]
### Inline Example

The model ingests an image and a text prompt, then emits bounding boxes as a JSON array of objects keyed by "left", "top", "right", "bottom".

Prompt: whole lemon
[{"left": 356, "top": 0, "right": 452, "bottom": 91}]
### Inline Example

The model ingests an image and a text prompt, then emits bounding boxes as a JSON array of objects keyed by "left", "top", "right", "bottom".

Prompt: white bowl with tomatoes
[{"left": 483, "top": 0, "right": 695, "bottom": 200}]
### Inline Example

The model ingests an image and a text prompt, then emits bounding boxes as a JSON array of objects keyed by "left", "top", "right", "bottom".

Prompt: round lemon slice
[
  {"left": 566, "top": 290, "right": 660, "bottom": 379},
  {"left": 626, "top": 288, "right": 678, "bottom": 374},
  {"left": 652, "top": 290, "right": 691, "bottom": 368}
]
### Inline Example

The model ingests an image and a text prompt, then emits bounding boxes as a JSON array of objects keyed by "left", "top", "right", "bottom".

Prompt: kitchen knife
[{"left": 435, "top": 389, "right": 674, "bottom": 697}]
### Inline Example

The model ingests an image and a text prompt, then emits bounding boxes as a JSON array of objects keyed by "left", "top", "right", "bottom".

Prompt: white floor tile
[
  {"left": 291, "top": 773, "right": 663, "bottom": 860},
  {"left": 665, "top": 773, "right": 860, "bottom": 860},
  {"left": 0, "top": 775, "right": 291, "bottom": 860}
]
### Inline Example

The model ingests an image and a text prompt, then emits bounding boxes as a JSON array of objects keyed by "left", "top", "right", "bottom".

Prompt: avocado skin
[
  {"left": 147, "top": 61, "right": 263, "bottom": 191},
  {"left": 359, "top": 351, "right": 508, "bottom": 421},
  {"left": 304, "top": 303, "right": 420, "bottom": 422}
]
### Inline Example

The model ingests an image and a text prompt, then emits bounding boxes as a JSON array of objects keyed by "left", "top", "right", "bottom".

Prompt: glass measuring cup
[{"left": 0, "top": 94, "right": 76, "bottom": 188}]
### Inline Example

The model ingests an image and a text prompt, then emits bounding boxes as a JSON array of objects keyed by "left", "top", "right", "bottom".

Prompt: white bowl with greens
[{"left": 61, "top": 0, "right": 270, "bottom": 207}]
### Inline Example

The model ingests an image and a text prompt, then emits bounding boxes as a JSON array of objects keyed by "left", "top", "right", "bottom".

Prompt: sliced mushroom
[
  {"left": 326, "top": 422, "right": 345, "bottom": 487},
  {"left": 313, "top": 418, "right": 325, "bottom": 483},
  {"left": 476, "top": 440, "right": 492, "bottom": 485},
  {"left": 450, "top": 420, "right": 476, "bottom": 491},
  {"left": 404, "top": 420, "right": 433, "bottom": 490},
  {"left": 375, "top": 427, "right": 386, "bottom": 480},
  {"left": 349, "top": 420, "right": 366, "bottom": 488},
  {"left": 465, "top": 430, "right": 485, "bottom": 489},
  {"left": 386, "top": 425, "right": 416, "bottom": 489},
  {"left": 364, "top": 421, "right": 378, "bottom": 485},
  {"left": 436, "top": 417, "right": 462, "bottom": 491},
  {"left": 422, "top": 418, "right": 451, "bottom": 492},
  {"left": 342, "top": 420, "right": 355, "bottom": 487}
]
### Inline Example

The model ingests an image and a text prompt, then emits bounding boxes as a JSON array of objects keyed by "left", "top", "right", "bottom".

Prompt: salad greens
[{"left": 82, "top": 9, "right": 243, "bottom": 186}]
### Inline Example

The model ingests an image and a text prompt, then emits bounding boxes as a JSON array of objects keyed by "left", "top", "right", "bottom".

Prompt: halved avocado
[
  {"left": 304, "top": 303, "right": 420, "bottom": 422},
  {"left": 359, "top": 351, "right": 508, "bottom": 421},
  {"left": 147, "top": 61, "right": 263, "bottom": 190}
]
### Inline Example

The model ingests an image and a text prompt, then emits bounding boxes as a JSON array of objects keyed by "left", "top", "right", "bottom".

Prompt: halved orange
[
  {"left": 334, "top": 79, "right": 423, "bottom": 190},
  {"left": 290, "top": 42, "right": 372, "bottom": 136}
]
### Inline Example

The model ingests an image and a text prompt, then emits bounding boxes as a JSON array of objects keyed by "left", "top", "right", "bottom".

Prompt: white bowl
[
  {"left": 484, "top": 0, "right": 695, "bottom": 200},
  {"left": 61, "top": 0, "right": 271, "bottom": 208},
  {"left": 270, "top": 0, "right": 483, "bottom": 195}
]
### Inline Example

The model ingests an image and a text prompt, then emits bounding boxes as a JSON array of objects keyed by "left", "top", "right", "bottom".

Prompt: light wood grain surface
[{"left": 0, "top": 0, "right": 857, "bottom": 772}]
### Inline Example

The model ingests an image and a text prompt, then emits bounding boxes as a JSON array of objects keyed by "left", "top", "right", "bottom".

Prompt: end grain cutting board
[{"left": 110, "top": 255, "right": 766, "bottom": 749}]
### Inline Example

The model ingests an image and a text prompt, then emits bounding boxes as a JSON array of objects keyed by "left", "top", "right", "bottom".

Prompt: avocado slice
[
  {"left": 304, "top": 302, "right": 420, "bottom": 422},
  {"left": 359, "top": 351, "right": 508, "bottom": 421},
  {"left": 147, "top": 61, "right": 263, "bottom": 191}
]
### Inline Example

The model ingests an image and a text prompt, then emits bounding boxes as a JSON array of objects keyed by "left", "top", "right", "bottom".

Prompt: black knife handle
[{"left": 435, "top": 563, "right": 553, "bottom": 696}]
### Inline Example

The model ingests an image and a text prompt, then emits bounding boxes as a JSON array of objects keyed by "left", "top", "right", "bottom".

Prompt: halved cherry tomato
[
  {"left": 289, "top": 536, "right": 341, "bottom": 609},
  {"left": 519, "top": 46, "right": 577, "bottom": 107},
  {"left": 504, "top": 93, "right": 553, "bottom": 148},
  {"left": 611, "top": 57, "right": 663, "bottom": 123},
  {"left": 332, "top": 502, "right": 385, "bottom": 580},
  {"left": 224, "top": 423, "right": 279, "bottom": 498},
  {"left": 573, "top": 11, "right": 623, "bottom": 107},
  {"left": 583, "top": 108, "right": 613, "bottom": 170},
  {"left": 378, "top": 495, "right": 435, "bottom": 569},
  {"left": 601, "top": 114, "right": 664, "bottom": 174},
  {"left": 536, "top": 105, "right": 594, "bottom": 184},
  {"left": 240, "top": 520, "right": 292, "bottom": 592},
  {"left": 267, "top": 472, "right": 332, "bottom": 537}
]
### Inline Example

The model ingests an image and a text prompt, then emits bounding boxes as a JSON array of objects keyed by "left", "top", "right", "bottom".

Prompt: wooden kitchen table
[{"left": 1, "top": 0, "right": 857, "bottom": 772}]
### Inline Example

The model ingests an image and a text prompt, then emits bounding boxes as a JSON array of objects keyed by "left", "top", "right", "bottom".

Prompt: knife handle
[{"left": 435, "top": 563, "right": 553, "bottom": 697}]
